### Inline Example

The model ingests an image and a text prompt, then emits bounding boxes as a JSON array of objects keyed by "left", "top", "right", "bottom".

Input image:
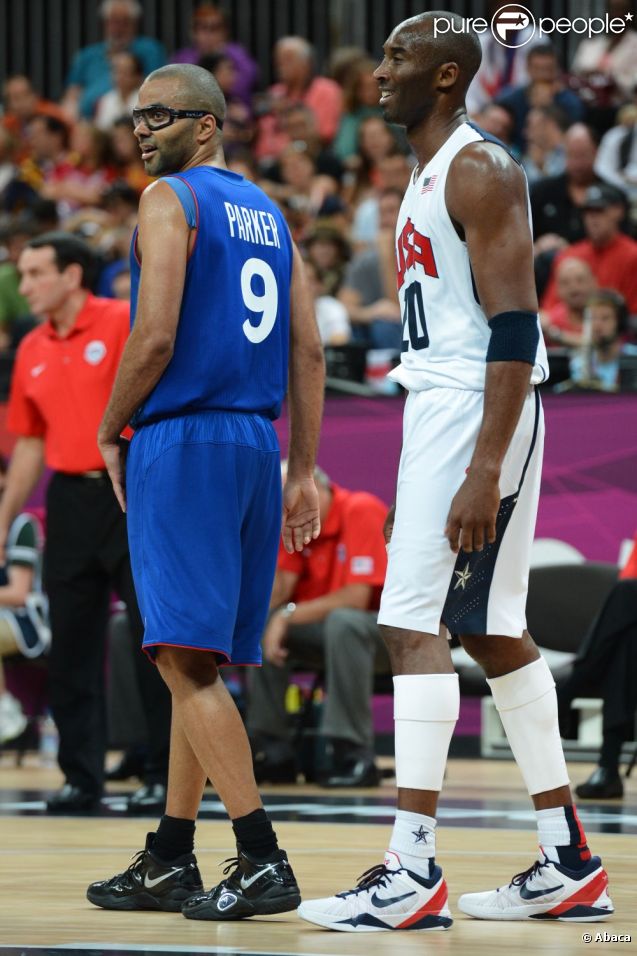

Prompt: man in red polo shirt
[
  {"left": 0, "top": 231, "right": 171, "bottom": 812},
  {"left": 541, "top": 185, "right": 637, "bottom": 317},
  {"left": 246, "top": 465, "right": 389, "bottom": 788}
]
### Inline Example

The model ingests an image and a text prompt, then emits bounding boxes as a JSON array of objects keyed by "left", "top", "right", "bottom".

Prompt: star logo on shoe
[
  {"left": 217, "top": 892, "right": 237, "bottom": 910},
  {"left": 371, "top": 889, "right": 417, "bottom": 908},
  {"left": 454, "top": 562, "right": 472, "bottom": 590},
  {"left": 412, "top": 825, "right": 429, "bottom": 844},
  {"left": 143, "top": 867, "right": 182, "bottom": 889},
  {"left": 519, "top": 881, "right": 564, "bottom": 900}
]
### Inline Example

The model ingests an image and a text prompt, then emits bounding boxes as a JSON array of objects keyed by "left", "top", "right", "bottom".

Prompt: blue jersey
[{"left": 129, "top": 166, "right": 293, "bottom": 424}]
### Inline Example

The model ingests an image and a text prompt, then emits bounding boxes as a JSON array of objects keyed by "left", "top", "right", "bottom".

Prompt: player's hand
[
  {"left": 98, "top": 435, "right": 127, "bottom": 512},
  {"left": 282, "top": 475, "right": 320, "bottom": 554},
  {"left": 445, "top": 470, "right": 500, "bottom": 554},
  {"left": 384, "top": 504, "right": 396, "bottom": 545},
  {"left": 263, "top": 612, "right": 290, "bottom": 666}
]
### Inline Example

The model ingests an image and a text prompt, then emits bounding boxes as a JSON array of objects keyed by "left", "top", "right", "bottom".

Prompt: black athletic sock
[
  {"left": 152, "top": 815, "right": 196, "bottom": 863},
  {"left": 232, "top": 808, "right": 278, "bottom": 862}
]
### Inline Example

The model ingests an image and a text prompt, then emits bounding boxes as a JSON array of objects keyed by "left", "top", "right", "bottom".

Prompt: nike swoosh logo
[
  {"left": 371, "top": 890, "right": 417, "bottom": 908},
  {"left": 144, "top": 868, "right": 182, "bottom": 889},
  {"left": 520, "top": 882, "right": 564, "bottom": 900},
  {"left": 240, "top": 864, "right": 276, "bottom": 890},
  {"left": 31, "top": 364, "right": 46, "bottom": 377}
]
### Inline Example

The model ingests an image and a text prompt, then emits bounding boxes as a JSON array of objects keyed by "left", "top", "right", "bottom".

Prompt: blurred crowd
[{"left": 1, "top": 0, "right": 637, "bottom": 392}]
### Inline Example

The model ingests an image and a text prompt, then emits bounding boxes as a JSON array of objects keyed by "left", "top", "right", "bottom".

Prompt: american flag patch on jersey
[{"left": 421, "top": 175, "right": 438, "bottom": 194}]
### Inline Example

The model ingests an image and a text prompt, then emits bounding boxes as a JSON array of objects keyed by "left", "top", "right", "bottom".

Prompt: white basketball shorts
[{"left": 378, "top": 386, "right": 544, "bottom": 638}]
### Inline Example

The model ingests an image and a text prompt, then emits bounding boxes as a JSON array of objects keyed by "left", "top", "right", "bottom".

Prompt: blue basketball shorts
[{"left": 126, "top": 410, "right": 282, "bottom": 664}]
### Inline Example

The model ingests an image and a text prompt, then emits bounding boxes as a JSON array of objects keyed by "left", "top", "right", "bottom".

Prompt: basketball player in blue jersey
[
  {"left": 299, "top": 12, "right": 614, "bottom": 932},
  {"left": 86, "top": 64, "right": 325, "bottom": 920}
]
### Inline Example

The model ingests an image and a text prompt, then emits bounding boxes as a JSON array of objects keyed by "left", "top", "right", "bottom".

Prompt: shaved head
[
  {"left": 397, "top": 11, "right": 482, "bottom": 95},
  {"left": 144, "top": 64, "right": 227, "bottom": 125}
]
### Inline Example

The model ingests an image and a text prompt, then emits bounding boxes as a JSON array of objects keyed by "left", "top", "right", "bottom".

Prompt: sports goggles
[{"left": 132, "top": 104, "right": 224, "bottom": 131}]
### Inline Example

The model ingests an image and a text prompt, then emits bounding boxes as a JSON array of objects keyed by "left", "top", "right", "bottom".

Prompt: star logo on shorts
[
  {"left": 454, "top": 562, "right": 472, "bottom": 590},
  {"left": 412, "top": 825, "right": 429, "bottom": 844}
]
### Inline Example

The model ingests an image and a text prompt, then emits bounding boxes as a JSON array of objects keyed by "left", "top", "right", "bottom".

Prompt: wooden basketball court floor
[{"left": 1, "top": 754, "right": 635, "bottom": 955}]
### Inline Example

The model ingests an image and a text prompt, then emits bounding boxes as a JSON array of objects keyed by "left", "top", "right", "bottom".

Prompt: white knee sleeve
[
  {"left": 487, "top": 657, "right": 570, "bottom": 796},
  {"left": 394, "top": 674, "right": 459, "bottom": 791}
]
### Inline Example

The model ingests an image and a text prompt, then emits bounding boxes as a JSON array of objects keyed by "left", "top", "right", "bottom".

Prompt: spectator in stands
[
  {"left": 0, "top": 232, "right": 171, "bottom": 812},
  {"left": 40, "top": 121, "right": 116, "bottom": 220},
  {"left": 0, "top": 220, "right": 34, "bottom": 347},
  {"left": 521, "top": 105, "right": 569, "bottom": 184},
  {"left": 595, "top": 102, "right": 637, "bottom": 206},
  {"left": 274, "top": 144, "right": 339, "bottom": 241},
  {"left": 470, "top": 102, "right": 515, "bottom": 146},
  {"left": 350, "top": 151, "right": 412, "bottom": 250},
  {"left": 255, "top": 37, "right": 343, "bottom": 162},
  {"left": 0, "top": 128, "right": 18, "bottom": 208},
  {"left": 333, "top": 58, "right": 384, "bottom": 162},
  {"left": 344, "top": 115, "right": 403, "bottom": 209},
  {"left": 304, "top": 224, "right": 350, "bottom": 297},
  {"left": 0, "top": 456, "right": 49, "bottom": 747},
  {"left": 540, "top": 257, "right": 597, "bottom": 348},
  {"left": 260, "top": 104, "right": 343, "bottom": 191},
  {"left": 571, "top": 0, "right": 637, "bottom": 102},
  {"left": 2, "top": 76, "right": 69, "bottom": 162},
  {"left": 94, "top": 51, "right": 143, "bottom": 131},
  {"left": 466, "top": 0, "right": 536, "bottom": 114},
  {"left": 110, "top": 116, "right": 152, "bottom": 195},
  {"left": 542, "top": 184, "right": 637, "bottom": 317},
  {"left": 531, "top": 124, "right": 610, "bottom": 246},
  {"left": 246, "top": 465, "right": 388, "bottom": 788},
  {"left": 62, "top": 0, "right": 165, "bottom": 120},
  {"left": 197, "top": 53, "right": 255, "bottom": 156},
  {"left": 304, "top": 259, "right": 350, "bottom": 346},
  {"left": 339, "top": 187, "right": 403, "bottom": 350},
  {"left": 568, "top": 289, "right": 637, "bottom": 391},
  {"left": 4, "top": 115, "right": 72, "bottom": 215},
  {"left": 171, "top": 2, "right": 258, "bottom": 109},
  {"left": 558, "top": 531, "right": 637, "bottom": 799},
  {"left": 496, "top": 44, "right": 585, "bottom": 153}
]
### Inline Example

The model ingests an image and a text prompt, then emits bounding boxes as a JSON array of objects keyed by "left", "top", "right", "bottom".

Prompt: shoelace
[
  {"left": 509, "top": 858, "right": 550, "bottom": 889},
  {"left": 338, "top": 863, "right": 396, "bottom": 898},
  {"left": 106, "top": 848, "right": 146, "bottom": 886},
  {"left": 220, "top": 856, "right": 240, "bottom": 876}
]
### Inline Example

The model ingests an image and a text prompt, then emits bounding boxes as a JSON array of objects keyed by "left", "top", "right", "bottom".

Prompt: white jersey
[{"left": 389, "top": 122, "right": 548, "bottom": 392}]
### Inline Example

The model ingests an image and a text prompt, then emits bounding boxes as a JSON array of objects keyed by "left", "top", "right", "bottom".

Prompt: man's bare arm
[
  {"left": 445, "top": 144, "right": 538, "bottom": 554},
  {"left": 282, "top": 245, "right": 325, "bottom": 553},
  {"left": 97, "top": 181, "right": 189, "bottom": 508},
  {"left": 98, "top": 181, "right": 189, "bottom": 443}
]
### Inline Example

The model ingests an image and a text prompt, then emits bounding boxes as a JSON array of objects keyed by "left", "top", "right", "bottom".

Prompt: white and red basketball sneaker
[
  {"left": 297, "top": 852, "right": 452, "bottom": 932},
  {"left": 457, "top": 851, "right": 613, "bottom": 922}
]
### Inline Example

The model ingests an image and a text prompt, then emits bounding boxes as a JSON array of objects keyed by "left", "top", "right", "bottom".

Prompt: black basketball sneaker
[
  {"left": 86, "top": 833, "right": 203, "bottom": 911},
  {"left": 182, "top": 845, "right": 301, "bottom": 920}
]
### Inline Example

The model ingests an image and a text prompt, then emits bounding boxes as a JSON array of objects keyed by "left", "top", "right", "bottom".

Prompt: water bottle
[{"left": 39, "top": 712, "right": 59, "bottom": 767}]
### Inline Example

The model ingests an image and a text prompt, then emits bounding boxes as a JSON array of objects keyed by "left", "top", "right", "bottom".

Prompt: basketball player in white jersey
[{"left": 298, "top": 12, "right": 613, "bottom": 932}]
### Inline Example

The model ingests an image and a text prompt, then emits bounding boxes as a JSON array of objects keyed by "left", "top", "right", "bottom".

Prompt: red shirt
[
  {"left": 541, "top": 234, "right": 637, "bottom": 315},
  {"left": 278, "top": 484, "right": 388, "bottom": 610},
  {"left": 7, "top": 294, "right": 129, "bottom": 472}
]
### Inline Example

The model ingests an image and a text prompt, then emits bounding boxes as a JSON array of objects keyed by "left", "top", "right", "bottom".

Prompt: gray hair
[
  {"left": 275, "top": 36, "right": 315, "bottom": 63},
  {"left": 100, "top": 0, "right": 142, "bottom": 18}
]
